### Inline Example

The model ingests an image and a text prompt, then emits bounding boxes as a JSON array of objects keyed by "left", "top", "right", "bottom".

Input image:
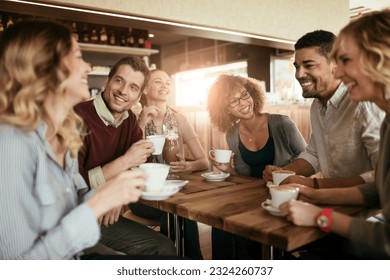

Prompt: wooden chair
[{"left": 122, "top": 209, "right": 161, "bottom": 230}]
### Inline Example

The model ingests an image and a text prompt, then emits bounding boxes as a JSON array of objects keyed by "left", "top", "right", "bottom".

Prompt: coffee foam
[
  {"left": 271, "top": 186, "right": 298, "bottom": 192},
  {"left": 273, "top": 170, "right": 295, "bottom": 174}
]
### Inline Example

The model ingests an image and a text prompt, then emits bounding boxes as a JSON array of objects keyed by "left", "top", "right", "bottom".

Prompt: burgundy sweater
[{"left": 75, "top": 100, "right": 143, "bottom": 187}]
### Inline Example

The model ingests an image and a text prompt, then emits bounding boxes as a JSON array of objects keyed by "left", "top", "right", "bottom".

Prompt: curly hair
[
  {"left": 332, "top": 9, "right": 390, "bottom": 91},
  {"left": 207, "top": 74, "right": 265, "bottom": 134},
  {"left": 295, "top": 30, "right": 336, "bottom": 60},
  {"left": 0, "top": 19, "right": 84, "bottom": 157}
]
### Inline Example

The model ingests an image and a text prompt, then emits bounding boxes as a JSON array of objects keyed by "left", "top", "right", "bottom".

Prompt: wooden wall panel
[{"left": 181, "top": 104, "right": 311, "bottom": 162}]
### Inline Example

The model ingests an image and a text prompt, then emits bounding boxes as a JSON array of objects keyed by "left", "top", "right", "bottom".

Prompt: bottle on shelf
[
  {"left": 99, "top": 26, "right": 108, "bottom": 44},
  {"left": 120, "top": 30, "right": 127, "bottom": 46},
  {"left": 71, "top": 22, "right": 79, "bottom": 42},
  {"left": 82, "top": 24, "right": 89, "bottom": 43},
  {"left": 137, "top": 35, "right": 145, "bottom": 49},
  {"left": 6, "top": 16, "right": 14, "bottom": 29},
  {"left": 109, "top": 31, "right": 116, "bottom": 45},
  {"left": 90, "top": 29, "right": 98, "bottom": 44},
  {"left": 144, "top": 35, "right": 152, "bottom": 49},
  {"left": 138, "top": 29, "right": 149, "bottom": 48},
  {"left": 126, "top": 28, "right": 135, "bottom": 47},
  {"left": 0, "top": 15, "right": 4, "bottom": 37}
]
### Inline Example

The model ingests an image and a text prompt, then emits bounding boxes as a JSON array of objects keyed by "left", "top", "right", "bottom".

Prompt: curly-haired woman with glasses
[
  {"left": 207, "top": 74, "right": 306, "bottom": 180},
  {"left": 207, "top": 74, "right": 306, "bottom": 259}
]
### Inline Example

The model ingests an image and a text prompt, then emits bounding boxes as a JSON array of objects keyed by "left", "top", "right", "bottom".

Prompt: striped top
[{"left": 0, "top": 123, "right": 100, "bottom": 259}]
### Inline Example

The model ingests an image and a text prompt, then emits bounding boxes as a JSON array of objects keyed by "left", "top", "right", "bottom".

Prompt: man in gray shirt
[{"left": 263, "top": 30, "right": 384, "bottom": 188}]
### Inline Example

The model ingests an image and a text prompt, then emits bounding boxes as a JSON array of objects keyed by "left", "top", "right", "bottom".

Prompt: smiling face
[
  {"left": 227, "top": 87, "right": 254, "bottom": 120},
  {"left": 144, "top": 70, "right": 171, "bottom": 103},
  {"left": 62, "top": 38, "right": 91, "bottom": 107},
  {"left": 294, "top": 47, "right": 339, "bottom": 100},
  {"left": 334, "top": 36, "right": 381, "bottom": 103},
  {"left": 102, "top": 64, "right": 145, "bottom": 121}
]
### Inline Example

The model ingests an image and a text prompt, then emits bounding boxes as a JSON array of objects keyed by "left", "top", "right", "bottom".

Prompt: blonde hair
[
  {"left": 0, "top": 19, "right": 84, "bottom": 157},
  {"left": 207, "top": 74, "right": 265, "bottom": 134},
  {"left": 332, "top": 9, "right": 390, "bottom": 91}
]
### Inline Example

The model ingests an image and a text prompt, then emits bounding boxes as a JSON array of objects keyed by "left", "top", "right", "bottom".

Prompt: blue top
[{"left": 0, "top": 123, "right": 100, "bottom": 259}]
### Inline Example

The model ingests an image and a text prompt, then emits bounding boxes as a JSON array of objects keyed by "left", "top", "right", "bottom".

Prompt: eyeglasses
[{"left": 229, "top": 90, "right": 251, "bottom": 108}]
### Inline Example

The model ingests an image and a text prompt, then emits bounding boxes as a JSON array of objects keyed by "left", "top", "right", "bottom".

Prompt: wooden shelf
[
  {"left": 88, "top": 71, "right": 109, "bottom": 76},
  {"left": 79, "top": 43, "right": 159, "bottom": 56}
]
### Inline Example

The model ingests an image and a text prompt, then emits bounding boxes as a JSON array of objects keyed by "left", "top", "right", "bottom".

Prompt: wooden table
[{"left": 141, "top": 171, "right": 364, "bottom": 259}]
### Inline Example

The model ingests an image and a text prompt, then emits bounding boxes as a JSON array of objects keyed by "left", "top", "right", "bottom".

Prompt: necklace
[
  {"left": 241, "top": 114, "right": 267, "bottom": 143},
  {"left": 248, "top": 133, "right": 255, "bottom": 142},
  {"left": 241, "top": 124, "right": 255, "bottom": 142}
]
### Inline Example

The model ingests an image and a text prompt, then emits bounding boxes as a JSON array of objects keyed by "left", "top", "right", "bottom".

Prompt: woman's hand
[
  {"left": 138, "top": 105, "right": 160, "bottom": 128},
  {"left": 87, "top": 168, "right": 145, "bottom": 219},
  {"left": 169, "top": 153, "right": 190, "bottom": 173},
  {"left": 208, "top": 151, "right": 235, "bottom": 173},
  {"left": 279, "top": 200, "right": 322, "bottom": 227}
]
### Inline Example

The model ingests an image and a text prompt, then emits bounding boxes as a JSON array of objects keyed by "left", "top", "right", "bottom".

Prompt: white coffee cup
[
  {"left": 269, "top": 185, "right": 299, "bottom": 209},
  {"left": 146, "top": 135, "right": 166, "bottom": 155},
  {"left": 272, "top": 170, "right": 296, "bottom": 185},
  {"left": 139, "top": 163, "right": 170, "bottom": 192},
  {"left": 209, "top": 149, "right": 232, "bottom": 164}
]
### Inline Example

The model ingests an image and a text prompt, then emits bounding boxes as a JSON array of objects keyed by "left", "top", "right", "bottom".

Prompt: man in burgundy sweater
[{"left": 75, "top": 56, "right": 176, "bottom": 257}]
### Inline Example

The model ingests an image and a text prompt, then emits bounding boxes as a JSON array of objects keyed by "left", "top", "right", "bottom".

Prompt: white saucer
[
  {"left": 201, "top": 172, "right": 230, "bottom": 182},
  {"left": 141, "top": 186, "right": 179, "bottom": 201},
  {"left": 261, "top": 199, "right": 282, "bottom": 216},
  {"left": 165, "top": 179, "right": 189, "bottom": 189}
]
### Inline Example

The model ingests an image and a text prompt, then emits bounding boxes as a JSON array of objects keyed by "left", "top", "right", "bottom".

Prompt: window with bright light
[{"left": 173, "top": 61, "right": 248, "bottom": 108}]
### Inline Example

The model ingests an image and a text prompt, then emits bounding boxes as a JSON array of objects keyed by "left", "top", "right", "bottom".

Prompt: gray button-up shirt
[{"left": 299, "top": 83, "right": 385, "bottom": 182}]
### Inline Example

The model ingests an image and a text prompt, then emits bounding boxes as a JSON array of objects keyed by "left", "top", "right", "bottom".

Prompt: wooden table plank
[{"left": 140, "top": 171, "right": 367, "bottom": 253}]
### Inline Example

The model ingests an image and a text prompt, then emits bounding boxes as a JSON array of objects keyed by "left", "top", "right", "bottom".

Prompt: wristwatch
[{"left": 316, "top": 208, "right": 333, "bottom": 232}]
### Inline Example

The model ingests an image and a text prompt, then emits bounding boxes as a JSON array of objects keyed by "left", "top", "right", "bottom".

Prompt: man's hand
[
  {"left": 281, "top": 175, "right": 315, "bottom": 188},
  {"left": 123, "top": 139, "right": 154, "bottom": 167},
  {"left": 263, "top": 165, "right": 282, "bottom": 182}
]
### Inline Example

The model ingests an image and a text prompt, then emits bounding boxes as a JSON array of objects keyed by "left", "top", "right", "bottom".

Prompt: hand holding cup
[
  {"left": 209, "top": 149, "right": 232, "bottom": 164},
  {"left": 269, "top": 185, "right": 299, "bottom": 209},
  {"left": 208, "top": 149, "right": 234, "bottom": 173},
  {"left": 272, "top": 170, "right": 296, "bottom": 185},
  {"left": 146, "top": 135, "right": 165, "bottom": 155},
  {"left": 139, "top": 163, "right": 170, "bottom": 193}
]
